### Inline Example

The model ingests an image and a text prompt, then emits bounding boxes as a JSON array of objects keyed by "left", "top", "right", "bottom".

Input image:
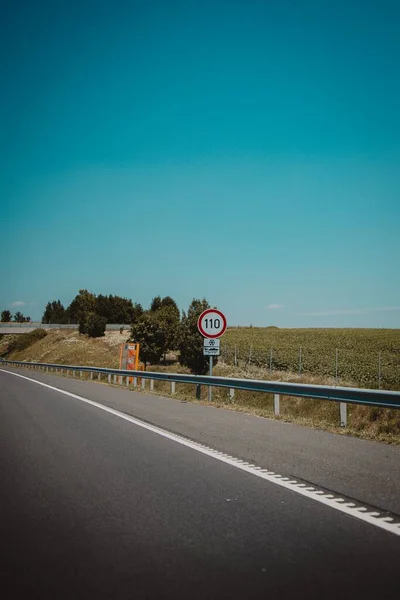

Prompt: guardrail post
[
  {"left": 133, "top": 377, "right": 137, "bottom": 387},
  {"left": 340, "top": 402, "right": 347, "bottom": 428},
  {"left": 171, "top": 381, "right": 176, "bottom": 394},
  {"left": 108, "top": 374, "right": 111, "bottom": 384},
  {"left": 196, "top": 384, "right": 201, "bottom": 399},
  {"left": 142, "top": 378, "right": 146, "bottom": 389},
  {"left": 274, "top": 393, "right": 280, "bottom": 416},
  {"left": 126, "top": 376, "right": 130, "bottom": 387},
  {"left": 119, "top": 376, "right": 123, "bottom": 385},
  {"left": 113, "top": 375, "right": 117, "bottom": 384},
  {"left": 229, "top": 388, "right": 235, "bottom": 401},
  {"left": 90, "top": 372, "right": 93, "bottom": 380},
  {"left": 80, "top": 370, "right": 83, "bottom": 378},
  {"left": 98, "top": 372, "right": 101, "bottom": 381},
  {"left": 150, "top": 379, "right": 154, "bottom": 391}
]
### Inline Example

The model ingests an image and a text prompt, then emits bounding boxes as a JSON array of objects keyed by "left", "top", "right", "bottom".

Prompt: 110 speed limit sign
[{"left": 197, "top": 309, "right": 227, "bottom": 339}]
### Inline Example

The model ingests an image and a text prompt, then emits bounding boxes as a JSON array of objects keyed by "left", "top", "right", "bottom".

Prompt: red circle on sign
[{"left": 197, "top": 309, "right": 227, "bottom": 338}]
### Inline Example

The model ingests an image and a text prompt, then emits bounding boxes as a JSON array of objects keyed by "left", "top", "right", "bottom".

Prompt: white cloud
[
  {"left": 266, "top": 304, "right": 283, "bottom": 310},
  {"left": 10, "top": 300, "right": 27, "bottom": 307}
]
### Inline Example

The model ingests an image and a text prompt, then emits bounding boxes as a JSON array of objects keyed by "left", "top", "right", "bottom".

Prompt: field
[{"left": 221, "top": 327, "right": 400, "bottom": 390}]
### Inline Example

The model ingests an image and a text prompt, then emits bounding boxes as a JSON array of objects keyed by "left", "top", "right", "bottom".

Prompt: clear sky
[{"left": 1, "top": 0, "right": 399, "bottom": 327}]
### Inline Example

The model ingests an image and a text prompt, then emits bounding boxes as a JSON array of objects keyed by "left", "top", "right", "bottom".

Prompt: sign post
[
  {"left": 209, "top": 355, "right": 213, "bottom": 401},
  {"left": 197, "top": 309, "right": 227, "bottom": 401}
]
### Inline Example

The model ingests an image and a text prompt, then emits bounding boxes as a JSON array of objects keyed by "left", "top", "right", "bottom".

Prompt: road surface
[{"left": 1, "top": 368, "right": 399, "bottom": 599}]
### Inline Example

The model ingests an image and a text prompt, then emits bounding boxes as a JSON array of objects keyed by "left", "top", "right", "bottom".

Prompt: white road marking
[{"left": 2, "top": 368, "right": 400, "bottom": 538}]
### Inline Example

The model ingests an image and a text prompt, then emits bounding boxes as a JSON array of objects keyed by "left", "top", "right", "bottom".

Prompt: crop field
[{"left": 221, "top": 328, "right": 400, "bottom": 390}]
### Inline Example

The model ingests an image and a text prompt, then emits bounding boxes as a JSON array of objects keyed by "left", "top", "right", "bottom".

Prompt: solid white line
[{"left": 2, "top": 368, "right": 400, "bottom": 538}]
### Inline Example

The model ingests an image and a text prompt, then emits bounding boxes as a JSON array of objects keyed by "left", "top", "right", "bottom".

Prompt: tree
[
  {"left": 78, "top": 316, "right": 87, "bottom": 334},
  {"left": 149, "top": 296, "right": 180, "bottom": 359},
  {"left": 67, "top": 289, "right": 96, "bottom": 324},
  {"left": 42, "top": 300, "right": 67, "bottom": 324},
  {"left": 13, "top": 311, "right": 25, "bottom": 323},
  {"left": 130, "top": 312, "right": 165, "bottom": 368},
  {"left": 178, "top": 298, "right": 217, "bottom": 374},
  {"left": 1, "top": 310, "right": 12, "bottom": 322},
  {"left": 131, "top": 302, "right": 144, "bottom": 323},
  {"left": 95, "top": 294, "right": 143, "bottom": 324},
  {"left": 157, "top": 303, "right": 180, "bottom": 357},
  {"left": 160, "top": 296, "right": 179, "bottom": 311},
  {"left": 150, "top": 296, "right": 162, "bottom": 312}
]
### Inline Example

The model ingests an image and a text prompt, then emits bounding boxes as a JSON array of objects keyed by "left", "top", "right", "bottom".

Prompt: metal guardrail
[{"left": 1, "top": 359, "right": 400, "bottom": 427}]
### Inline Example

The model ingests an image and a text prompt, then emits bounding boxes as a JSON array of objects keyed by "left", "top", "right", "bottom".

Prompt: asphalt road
[{"left": 1, "top": 369, "right": 399, "bottom": 599}]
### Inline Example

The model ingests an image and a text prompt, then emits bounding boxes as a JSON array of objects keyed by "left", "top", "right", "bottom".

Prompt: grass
[
  {"left": 0, "top": 329, "right": 127, "bottom": 367},
  {"left": 0, "top": 328, "right": 47, "bottom": 356},
  {"left": 144, "top": 362, "right": 400, "bottom": 445},
  {"left": 2, "top": 328, "right": 399, "bottom": 445}
]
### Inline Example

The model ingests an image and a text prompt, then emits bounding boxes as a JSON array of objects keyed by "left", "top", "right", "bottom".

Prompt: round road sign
[{"left": 197, "top": 309, "right": 227, "bottom": 339}]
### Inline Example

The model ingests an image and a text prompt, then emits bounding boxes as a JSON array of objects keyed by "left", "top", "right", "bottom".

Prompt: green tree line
[
  {"left": 1, "top": 309, "right": 31, "bottom": 323},
  {"left": 38, "top": 290, "right": 216, "bottom": 374},
  {"left": 41, "top": 291, "right": 143, "bottom": 326}
]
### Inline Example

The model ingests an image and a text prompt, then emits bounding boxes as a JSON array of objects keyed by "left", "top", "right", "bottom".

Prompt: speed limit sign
[{"left": 197, "top": 309, "right": 227, "bottom": 339}]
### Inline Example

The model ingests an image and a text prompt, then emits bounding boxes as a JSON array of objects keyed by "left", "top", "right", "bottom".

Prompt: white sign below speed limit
[{"left": 197, "top": 309, "right": 227, "bottom": 339}]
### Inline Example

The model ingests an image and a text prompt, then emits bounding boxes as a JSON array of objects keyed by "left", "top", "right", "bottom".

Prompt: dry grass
[
  {"left": 146, "top": 362, "right": 400, "bottom": 445},
  {"left": 2, "top": 329, "right": 131, "bottom": 368},
  {"left": 2, "top": 330, "right": 399, "bottom": 445}
]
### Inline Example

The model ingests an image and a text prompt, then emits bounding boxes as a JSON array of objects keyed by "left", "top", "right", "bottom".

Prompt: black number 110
[{"left": 204, "top": 318, "right": 221, "bottom": 329}]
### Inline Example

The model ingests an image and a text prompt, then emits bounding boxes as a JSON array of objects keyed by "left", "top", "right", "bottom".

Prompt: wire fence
[{"left": 219, "top": 344, "right": 400, "bottom": 391}]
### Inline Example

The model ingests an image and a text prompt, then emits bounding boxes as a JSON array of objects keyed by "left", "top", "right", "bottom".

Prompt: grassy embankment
[{"left": 1, "top": 327, "right": 399, "bottom": 444}]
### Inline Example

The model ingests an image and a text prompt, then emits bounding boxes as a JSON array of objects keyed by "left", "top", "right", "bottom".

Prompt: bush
[
  {"left": 83, "top": 313, "right": 107, "bottom": 338},
  {"left": 4, "top": 329, "right": 47, "bottom": 355}
]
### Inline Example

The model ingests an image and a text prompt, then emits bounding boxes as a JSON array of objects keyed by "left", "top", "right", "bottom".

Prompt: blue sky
[{"left": 1, "top": 0, "right": 399, "bottom": 327}]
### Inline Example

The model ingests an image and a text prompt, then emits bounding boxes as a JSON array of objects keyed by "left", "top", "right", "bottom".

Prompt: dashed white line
[{"left": 2, "top": 367, "right": 400, "bottom": 538}]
